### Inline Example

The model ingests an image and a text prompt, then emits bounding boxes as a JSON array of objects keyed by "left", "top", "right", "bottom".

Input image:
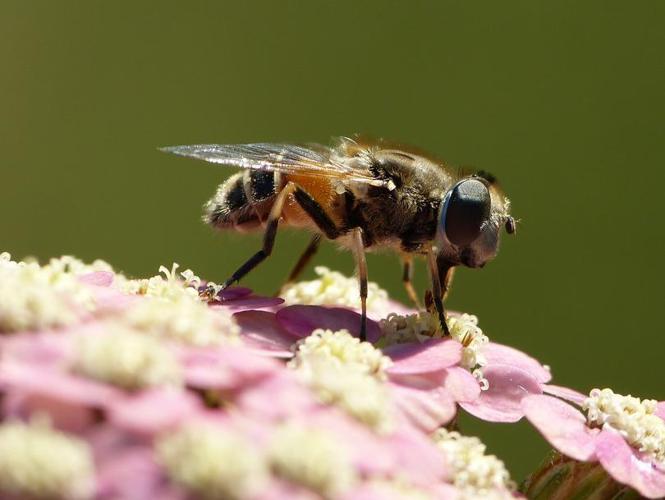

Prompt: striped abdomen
[{"left": 204, "top": 170, "right": 281, "bottom": 231}]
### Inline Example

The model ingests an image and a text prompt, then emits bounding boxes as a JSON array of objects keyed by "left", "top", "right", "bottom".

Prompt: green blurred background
[{"left": 2, "top": 0, "right": 664, "bottom": 479}]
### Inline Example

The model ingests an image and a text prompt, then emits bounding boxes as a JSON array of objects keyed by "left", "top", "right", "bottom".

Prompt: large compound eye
[{"left": 442, "top": 179, "right": 491, "bottom": 246}]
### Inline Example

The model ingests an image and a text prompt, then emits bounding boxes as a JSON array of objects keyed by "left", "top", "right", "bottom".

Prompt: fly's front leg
[
  {"left": 351, "top": 227, "right": 368, "bottom": 341},
  {"left": 401, "top": 256, "right": 422, "bottom": 309},
  {"left": 220, "top": 182, "right": 297, "bottom": 290},
  {"left": 427, "top": 248, "right": 451, "bottom": 336}
]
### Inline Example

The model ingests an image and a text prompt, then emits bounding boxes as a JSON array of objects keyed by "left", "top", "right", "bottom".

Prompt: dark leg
[
  {"left": 293, "top": 187, "right": 341, "bottom": 240},
  {"left": 401, "top": 256, "right": 422, "bottom": 309},
  {"left": 276, "top": 234, "right": 322, "bottom": 295},
  {"left": 220, "top": 183, "right": 297, "bottom": 289},
  {"left": 427, "top": 248, "right": 451, "bottom": 336},
  {"left": 351, "top": 227, "right": 368, "bottom": 341}
]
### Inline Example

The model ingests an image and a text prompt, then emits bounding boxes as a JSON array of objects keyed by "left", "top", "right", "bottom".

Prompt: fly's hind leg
[
  {"left": 287, "top": 187, "right": 373, "bottom": 341},
  {"left": 401, "top": 256, "right": 422, "bottom": 309},
  {"left": 351, "top": 227, "right": 368, "bottom": 342},
  {"left": 219, "top": 183, "right": 297, "bottom": 290}
]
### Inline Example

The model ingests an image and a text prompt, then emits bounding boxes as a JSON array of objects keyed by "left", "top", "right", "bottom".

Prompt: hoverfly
[{"left": 162, "top": 136, "right": 515, "bottom": 340}]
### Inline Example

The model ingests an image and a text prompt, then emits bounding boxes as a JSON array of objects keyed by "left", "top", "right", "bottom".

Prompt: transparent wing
[{"left": 160, "top": 142, "right": 389, "bottom": 187}]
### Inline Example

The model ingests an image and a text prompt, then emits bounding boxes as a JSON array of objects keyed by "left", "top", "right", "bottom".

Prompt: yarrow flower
[
  {"left": 380, "top": 311, "right": 489, "bottom": 389},
  {"left": 116, "top": 262, "right": 201, "bottom": 302},
  {"left": 0, "top": 253, "right": 96, "bottom": 333},
  {"left": 289, "top": 328, "right": 392, "bottom": 380},
  {"left": 2, "top": 250, "right": 661, "bottom": 499},
  {"left": 72, "top": 328, "right": 183, "bottom": 390},
  {"left": 0, "top": 418, "right": 95, "bottom": 500},
  {"left": 522, "top": 387, "right": 665, "bottom": 498},
  {"left": 289, "top": 329, "right": 395, "bottom": 433},
  {"left": 268, "top": 424, "right": 357, "bottom": 497},
  {"left": 433, "top": 428, "right": 516, "bottom": 498},
  {"left": 280, "top": 266, "right": 391, "bottom": 315},
  {"left": 157, "top": 423, "right": 267, "bottom": 500}
]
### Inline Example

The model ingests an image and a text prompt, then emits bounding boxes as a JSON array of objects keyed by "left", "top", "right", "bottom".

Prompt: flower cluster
[{"left": 1, "top": 251, "right": 663, "bottom": 498}]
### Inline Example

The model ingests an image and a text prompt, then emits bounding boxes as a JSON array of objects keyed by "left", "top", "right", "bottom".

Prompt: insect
[{"left": 162, "top": 136, "right": 515, "bottom": 340}]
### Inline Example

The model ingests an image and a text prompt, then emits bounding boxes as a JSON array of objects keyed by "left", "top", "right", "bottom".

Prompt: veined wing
[{"left": 160, "top": 142, "right": 390, "bottom": 188}]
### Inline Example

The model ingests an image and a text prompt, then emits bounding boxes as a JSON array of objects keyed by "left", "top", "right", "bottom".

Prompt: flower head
[
  {"left": 433, "top": 428, "right": 515, "bottom": 497},
  {"left": 289, "top": 328, "right": 392, "bottom": 380},
  {"left": 522, "top": 388, "right": 665, "bottom": 498},
  {"left": 0, "top": 253, "right": 95, "bottom": 333},
  {"left": 120, "top": 295, "right": 239, "bottom": 347},
  {"left": 116, "top": 262, "right": 201, "bottom": 303},
  {"left": 72, "top": 328, "right": 182, "bottom": 390},
  {"left": 583, "top": 388, "right": 665, "bottom": 464},
  {"left": 268, "top": 424, "right": 357, "bottom": 498},
  {"left": 280, "top": 266, "right": 389, "bottom": 311},
  {"left": 157, "top": 423, "right": 267, "bottom": 500},
  {"left": 0, "top": 418, "right": 95, "bottom": 500}
]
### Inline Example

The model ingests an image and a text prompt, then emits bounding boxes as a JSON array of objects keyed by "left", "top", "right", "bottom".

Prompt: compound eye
[{"left": 443, "top": 179, "right": 491, "bottom": 246}]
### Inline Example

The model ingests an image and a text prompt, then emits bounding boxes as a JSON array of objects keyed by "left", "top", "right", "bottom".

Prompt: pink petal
[
  {"left": 384, "top": 339, "right": 463, "bottom": 375},
  {"left": 233, "top": 310, "right": 294, "bottom": 357},
  {"left": 0, "top": 361, "right": 123, "bottom": 408},
  {"left": 216, "top": 286, "right": 253, "bottom": 300},
  {"left": 3, "top": 392, "right": 97, "bottom": 433},
  {"left": 442, "top": 366, "right": 481, "bottom": 403},
  {"left": 389, "top": 382, "right": 457, "bottom": 431},
  {"left": 96, "top": 446, "right": 184, "bottom": 500},
  {"left": 595, "top": 427, "right": 665, "bottom": 498},
  {"left": 656, "top": 402, "right": 665, "bottom": 421},
  {"left": 1, "top": 332, "right": 70, "bottom": 366},
  {"left": 366, "top": 298, "right": 416, "bottom": 322},
  {"left": 543, "top": 384, "right": 588, "bottom": 406},
  {"left": 387, "top": 426, "right": 449, "bottom": 486},
  {"left": 108, "top": 388, "right": 203, "bottom": 436},
  {"left": 484, "top": 342, "right": 552, "bottom": 383},
  {"left": 276, "top": 305, "right": 382, "bottom": 343},
  {"left": 0, "top": 362, "right": 124, "bottom": 432},
  {"left": 303, "top": 410, "right": 396, "bottom": 477},
  {"left": 459, "top": 365, "right": 543, "bottom": 422},
  {"left": 235, "top": 373, "right": 319, "bottom": 421},
  {"left": 78, "top": 271, "right": 115, "bottom": 287},
  {"left": 522, "top": 394, "right": 599, "bottom": 461},
  {"left": 179, "top": 345, "right": 279, "bottom": 390}
]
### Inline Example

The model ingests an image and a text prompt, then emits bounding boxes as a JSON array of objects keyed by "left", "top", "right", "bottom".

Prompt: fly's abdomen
[{"left": 204, "top": 170, "right": 280, "bottom": 231}]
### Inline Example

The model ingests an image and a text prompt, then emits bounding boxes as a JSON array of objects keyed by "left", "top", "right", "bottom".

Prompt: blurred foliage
[{"left": 1, "top": 0, "right": 664, "bottom": 480}]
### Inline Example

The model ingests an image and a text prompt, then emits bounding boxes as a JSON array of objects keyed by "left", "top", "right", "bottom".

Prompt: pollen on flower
[
  {"left": 42, "top": 255, "right": 114, "bottom": 276},
  {"left": 0, "top": 252, "right": 94, "bottom": 333},
  {"left": 432, "top": 428, "right": 515, "bottom": 497},
  {"left": 268, "top": 424, "right": 357, "bottom": 498},
  {"left": 379, "top": 311, "right": 490, "bottom": 388},
  {"left": 0, "top": 419, "right": 95, "bottom": 500},
  {"left": 72, "top": 327, "right": 182, "bottom": 390},
  {"left": 121, "top": 295, "right": 240, "bottom": 346},
  {"left": 380, "top": 311, "right": 442, "bottom": 345},
  {"left": 289, "top": 329, "right": 392, "bottom": 380},
  {"left": 583, "top": 388, "right": 665, "bottom": 464},
  {"left": 157, "top": 424, "right": 267, "bottom": 500},
  {"left": 295, "top": 360, "right": 394, "bottom": 433},
  {"left": 280, "top": 266, "right": 389, "bottom": 310},
  {"left": 117, "top": 263, "right": 201, "bottom": 303}
]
